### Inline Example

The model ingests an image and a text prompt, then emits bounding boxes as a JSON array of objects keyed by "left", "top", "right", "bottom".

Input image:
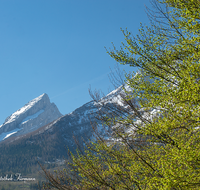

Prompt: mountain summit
[{"left": 0, "top": 93, "right": 62, "bottom": 142}]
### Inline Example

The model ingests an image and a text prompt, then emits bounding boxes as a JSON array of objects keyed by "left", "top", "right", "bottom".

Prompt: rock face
[{"left": 0, "top": 93, "right": 62, "bottom": 142}]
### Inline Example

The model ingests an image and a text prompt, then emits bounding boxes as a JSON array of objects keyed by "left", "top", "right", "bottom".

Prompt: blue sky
[{"left": 0, "top": 0, "right": 151, "bottom": 124}]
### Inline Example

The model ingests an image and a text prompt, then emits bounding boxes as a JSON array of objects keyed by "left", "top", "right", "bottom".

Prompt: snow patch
[
  {"left": 21, "top": 109, "right": 44, "bottom": 125},
  {"left": 0, "top": 128, "right": 21, "bottom": 142}
]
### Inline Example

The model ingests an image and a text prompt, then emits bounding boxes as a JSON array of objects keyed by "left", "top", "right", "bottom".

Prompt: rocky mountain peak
[{"left": 0, "top": 93, "right": 62, "bottom": 142}]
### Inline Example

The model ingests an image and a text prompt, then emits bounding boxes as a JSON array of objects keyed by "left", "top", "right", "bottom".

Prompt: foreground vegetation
[{"left": 42, "top": 0, "right": 200, "bottom": 189}]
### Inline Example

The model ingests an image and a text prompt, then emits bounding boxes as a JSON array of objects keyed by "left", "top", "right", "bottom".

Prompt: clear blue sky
[{"left": 0, "top": 0, "right": 151, "bottom": 125}]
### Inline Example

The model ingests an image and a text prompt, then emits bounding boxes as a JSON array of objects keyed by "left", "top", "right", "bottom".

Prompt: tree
[{"left": 41, "top": 0, "right": 200, "bottom": 189}]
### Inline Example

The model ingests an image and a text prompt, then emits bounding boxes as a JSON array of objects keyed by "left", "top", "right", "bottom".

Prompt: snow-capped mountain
[{"left": 0, "top": 93, "right": 62, "bottom": 142}]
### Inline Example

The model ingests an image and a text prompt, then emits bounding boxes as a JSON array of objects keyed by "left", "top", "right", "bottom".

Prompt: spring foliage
[{"left": 42, "top": 0, "right": 200, "bottom": 189}]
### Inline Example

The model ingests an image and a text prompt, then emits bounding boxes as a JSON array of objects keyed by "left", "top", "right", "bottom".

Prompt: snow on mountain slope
[
  {"left": 0, "top": 93, "right": 62, "bottom": 142},
  {"left": 2, "top": 94, "right": 46, "bottom": 126},
  {"left": 21, "top": 109, "right": 44, "bottom": 125},
  {"left": 0, "top": 128, "right": 21, "bottom": 142}
]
